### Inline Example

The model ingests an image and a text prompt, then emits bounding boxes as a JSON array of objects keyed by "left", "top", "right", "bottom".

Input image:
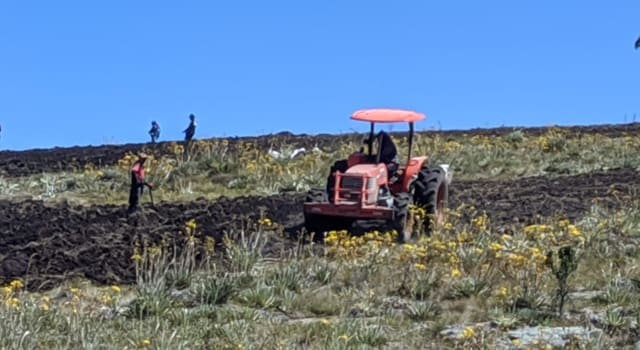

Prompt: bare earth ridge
[{"left": 0, "top": 167, "right": 637, "bottom": 290}]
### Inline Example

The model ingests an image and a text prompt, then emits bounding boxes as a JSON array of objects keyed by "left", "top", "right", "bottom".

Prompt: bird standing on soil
[
  {"left": 128, "top": 153, "right": 153, "bottom": 215},
  {"left": 149, "top": 121, "right": 160, "bottom": 143},
  {"left": 183, "top": 114, "right": 197, "bottom": 142}
]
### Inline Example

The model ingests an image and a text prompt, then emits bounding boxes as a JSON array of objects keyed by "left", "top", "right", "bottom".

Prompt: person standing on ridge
[
  {"left": 183, "top": 114, "right": 197, "bottom": 142},
  {"left": 128, "top": 153, "right": 153, "bottom": 215},
  {"left": 149, "top": 121, "right": 160, "bottom": 143}
]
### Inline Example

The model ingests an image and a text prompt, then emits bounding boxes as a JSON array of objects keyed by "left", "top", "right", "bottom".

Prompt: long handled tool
[{"left": 146, "top": 184, "right": 155, "bottom": 208}]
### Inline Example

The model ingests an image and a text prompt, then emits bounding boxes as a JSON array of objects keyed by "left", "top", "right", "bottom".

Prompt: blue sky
[{"left": 0, "top": 1, "right": 638, "bottom": 150}]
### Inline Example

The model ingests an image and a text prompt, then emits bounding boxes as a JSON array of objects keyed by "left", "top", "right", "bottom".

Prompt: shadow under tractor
[{"left": 303, "top": 109, "right": 452, "bottom": 243}]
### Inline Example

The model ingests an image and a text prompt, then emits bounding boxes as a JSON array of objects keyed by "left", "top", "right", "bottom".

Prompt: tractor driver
[{"left": 377, "top": 131, "right": 399, "bottom": 176}]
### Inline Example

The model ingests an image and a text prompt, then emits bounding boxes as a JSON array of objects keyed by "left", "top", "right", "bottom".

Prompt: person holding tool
[{"left": 127, "top": 153, "right": 153, "bottom": 214}]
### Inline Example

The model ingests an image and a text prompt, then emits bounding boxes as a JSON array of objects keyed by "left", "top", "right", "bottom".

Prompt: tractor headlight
[{"left": 366, "top": 178, "right": 377, "bottom": 204}]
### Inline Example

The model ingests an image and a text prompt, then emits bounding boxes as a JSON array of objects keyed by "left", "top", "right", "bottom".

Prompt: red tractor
[{"left": 303, "top": 109, "right": 452, "bottom": 242}]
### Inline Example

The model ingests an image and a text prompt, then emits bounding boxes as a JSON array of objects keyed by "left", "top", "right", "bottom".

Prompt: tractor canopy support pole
[
  {"left": 368, "top": 122, "right": 374, "bottom": 157},
  {"left": 408, "top": 122, "right": 414, "bottom": 163}
]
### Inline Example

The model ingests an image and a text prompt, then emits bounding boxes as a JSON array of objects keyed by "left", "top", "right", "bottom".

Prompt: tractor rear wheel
[
  {"left": 392, "top": 193, "right": 414, "bottom": 243},
  {"left": 326, "top": 160, "right": 348, "bottom": 203},
  {"left": 413, "top": 165, "right": 448, "bottom": 235}
]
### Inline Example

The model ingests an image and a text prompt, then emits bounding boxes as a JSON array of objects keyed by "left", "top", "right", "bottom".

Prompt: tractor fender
[{"left": 402, "top": 156, "right": 428, "bottom": 190}]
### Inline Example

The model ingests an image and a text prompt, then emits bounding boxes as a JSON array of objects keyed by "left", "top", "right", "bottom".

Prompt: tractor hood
[{"left": 345, "top": 163, "right": 387, "bottom": 179}]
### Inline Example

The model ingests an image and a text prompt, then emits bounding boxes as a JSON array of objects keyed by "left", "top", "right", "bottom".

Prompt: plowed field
[{"left": 1, "top": 167, "right": 637, "bottom": 290}]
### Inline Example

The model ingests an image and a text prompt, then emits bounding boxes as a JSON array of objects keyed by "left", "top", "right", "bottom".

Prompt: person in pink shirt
[{"left": 128, "top": 153, "right": 153, "bottom": 214}]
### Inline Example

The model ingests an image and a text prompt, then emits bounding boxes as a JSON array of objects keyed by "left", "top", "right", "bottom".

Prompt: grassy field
[
  {"left": 1, "top": 127, "right": 640, "bottom": 349},
  {"left": 1, "top": 203, "right": 640, "bottom": 349},
  {"left": 1, "top": 128, "right": 639, "bottom": 205}
]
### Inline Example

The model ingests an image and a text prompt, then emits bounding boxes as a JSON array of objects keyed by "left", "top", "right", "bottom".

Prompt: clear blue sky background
[{"left": 1, "top": 1, "right": 638, "bottom": 150}]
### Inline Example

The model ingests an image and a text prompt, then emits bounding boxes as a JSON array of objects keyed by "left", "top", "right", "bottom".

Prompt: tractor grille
[
  {"left": 340, "top": 176, "right": 363, "bottom": 201},
  {"left": 341, "top": 176, "right": 363, "bottom": 189}
]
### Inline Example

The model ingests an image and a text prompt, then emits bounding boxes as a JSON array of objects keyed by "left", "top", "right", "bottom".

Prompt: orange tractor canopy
[{"left": 303, "top": 109, "right": 452, "bottom": 243}]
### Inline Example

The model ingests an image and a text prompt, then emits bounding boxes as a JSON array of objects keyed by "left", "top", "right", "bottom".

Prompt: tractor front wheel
[
  {"left": 392, "top": 193, "right": 414, "bottom": 243},
  {"left": 304, "top": 189, "right": 328, "bottom": 242},
  {"left": 304, "top": 189, "right": 353, "bottom": 242}
]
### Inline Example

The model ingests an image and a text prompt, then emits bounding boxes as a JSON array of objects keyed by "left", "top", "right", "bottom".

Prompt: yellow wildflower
[
  {"left": 110, "top": 285, "right": 121, "bottom": 294},
  {"left": 140, "top": 339, "right": 152, "bottom": 348},
  {"left": 1, "top": 286, "right": 12, "bottom": 297},
  {"left": 325, "top": 230, "right": 342, "bottom": 242},
  {"left": 414, "top": 263, "right": 427, "bottom": 271},
  {"left": 9, "top": 280, "right": 24, "bottom": 290},
  {"left": 320, "top": 319, "right": 331, "bottom": 326},
  {"left": 432, "top": 241, "right": 447, "bottom": 251},
  {"left": 496, "top": 286, "right": 509, "bottom": 298},
  {"left": 205, "top": 237, "right": 216, "bottom": 253},
  {"left": 338, "top": 335, "right": 349, "bottom": 342},
  {"left": 148, "top": 246, "right": 162, "bottom": 257},
  {"left": 472, "top": 215, "right": 488, "bottom": 230},
  {"left": 568, "top": 225, "right": 581, "bottom": 238},
  {"left": 404, "top": 244, "right": 416, "bottom": 252},
  {"left": 258, "top": 217, "right": 273, "bottom": 227},
  {"left": 489, "top": 243, "right": 504, "bottom": 252},
  {"left": 131, "top": 253, "right": 143, "bottom": 263},
  {"left": 5, "top": 297, "right": 20, "bottom": 310},
  {"left": 462, "top": 327, "right": 476, "bottom": 339},
  {"left": 40, "top": 303, "right": 49, "bottom": 312},
  {"left": 451, "top": 268, "right": 462, "bottom": 278},
  {"left": 508, "top": 253, "right": 526, "bottom": 267},
  {"left": 185, "top": 219, "right": 197, "bottom": 234}
]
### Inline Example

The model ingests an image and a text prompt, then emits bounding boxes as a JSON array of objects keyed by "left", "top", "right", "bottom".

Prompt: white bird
[
  {"left": 290, "top": 148, "right": 307, "bottom": 159},
  {"left": 268, "top": 149, "right": 282, "bottom": 159}
]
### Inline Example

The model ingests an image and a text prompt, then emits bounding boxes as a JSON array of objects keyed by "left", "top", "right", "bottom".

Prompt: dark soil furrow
[{"left": 0, "top": 168, "right": 638, "bottom": 290}]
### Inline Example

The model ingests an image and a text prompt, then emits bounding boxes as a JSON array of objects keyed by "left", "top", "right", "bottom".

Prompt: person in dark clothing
[
  {"left": 128, "top": 153, "right": 152, "bottom": 214},
  {"left": 377, "top": 131, "right": 398, "bottom": 174},
  {"left": 149, "top": 121, "right": 160, "bottom": 143},
  {"left": 183, "top": 114, "right": 197, "bottom": 142}
]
